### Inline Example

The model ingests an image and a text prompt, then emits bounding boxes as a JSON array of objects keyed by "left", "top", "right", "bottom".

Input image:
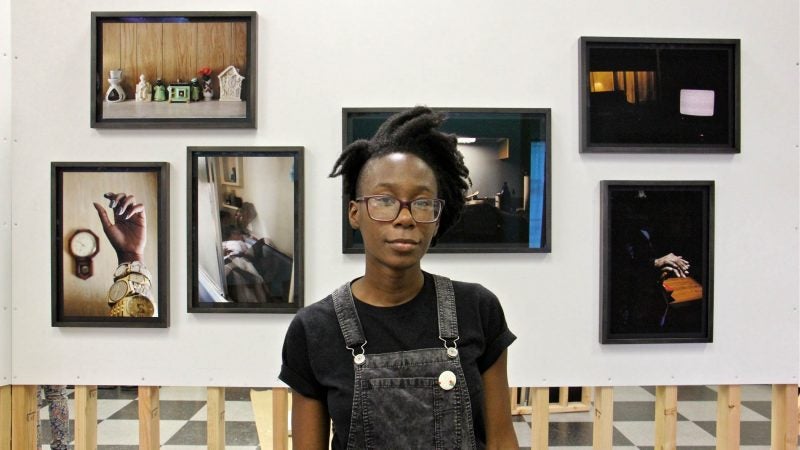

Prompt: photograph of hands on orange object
[
  {"left": 53, "top": 164, "right": 168, "bottom": 326},
  {"left": 602, "top": 181, "right": 713, "bottom": 344}
]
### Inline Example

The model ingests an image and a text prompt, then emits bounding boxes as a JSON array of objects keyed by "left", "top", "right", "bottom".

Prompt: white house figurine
[{"left": 218, "top": 65, "right": 245, "bottom": 102}]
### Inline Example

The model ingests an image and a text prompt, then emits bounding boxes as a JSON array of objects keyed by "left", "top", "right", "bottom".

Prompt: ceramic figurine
[
  {"left": 198, "top": 66, "right": 213, "bottom": 100},
  {"left": 190, "top": 78, "right": 201, "bottom": 102},
  {"left": 135, "top": 74, "right": 152, "bottom": 102},
  {"left": 218, "top": 65, "right": 245, "bottom": 101},
  {"left": 105, "top": 69, "right": 126, "bottom": 102},
  {"left": 153, "top": 79, "right": 167, "bottom": 102}
]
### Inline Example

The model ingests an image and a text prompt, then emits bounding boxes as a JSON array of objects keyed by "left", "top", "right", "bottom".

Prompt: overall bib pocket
[{"left": 362, "top": 377, "right": 459, "bottom": 449}]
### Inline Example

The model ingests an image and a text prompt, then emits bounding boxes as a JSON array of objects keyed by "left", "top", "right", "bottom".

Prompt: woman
[{"left": 279, "top": 107, "right": 518, "bottom": 449}]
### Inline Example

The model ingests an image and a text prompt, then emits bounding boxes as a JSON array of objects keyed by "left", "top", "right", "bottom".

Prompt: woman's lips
[{"left": 387, "top": 239, "right": 418, "bottom": 251}]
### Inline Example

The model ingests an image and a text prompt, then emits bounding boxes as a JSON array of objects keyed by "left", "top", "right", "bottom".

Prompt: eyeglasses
[{"left": 356, "top": 195, "right": 444, "bottom": 223}]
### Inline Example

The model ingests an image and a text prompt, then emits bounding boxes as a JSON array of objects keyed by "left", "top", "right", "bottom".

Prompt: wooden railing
[{"left": 0, "top": 384, "right": 797, "bottom": 449}]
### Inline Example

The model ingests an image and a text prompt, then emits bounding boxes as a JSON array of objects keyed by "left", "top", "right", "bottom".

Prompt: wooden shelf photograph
[{"left": 91, "top": 11, "right": 257, "bottom": 129}]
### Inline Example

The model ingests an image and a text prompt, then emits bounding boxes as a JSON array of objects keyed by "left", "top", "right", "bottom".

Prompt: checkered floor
[{"left": 37, "top": 385, "right": 793, "bottom": 449}]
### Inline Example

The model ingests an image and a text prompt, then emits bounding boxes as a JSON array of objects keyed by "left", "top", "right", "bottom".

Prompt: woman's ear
[{"left": 348, "top": 200, "right": 360, "bottom": 230}]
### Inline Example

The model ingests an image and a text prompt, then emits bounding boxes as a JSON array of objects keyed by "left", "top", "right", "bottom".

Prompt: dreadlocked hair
[{"left": 329, "top": 106, "right": 471, "bottom": 245}]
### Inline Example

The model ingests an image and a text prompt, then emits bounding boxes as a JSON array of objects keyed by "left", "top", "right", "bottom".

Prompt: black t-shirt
[{"left": 279, "top": 272, "right": 516, "bottom": 449}]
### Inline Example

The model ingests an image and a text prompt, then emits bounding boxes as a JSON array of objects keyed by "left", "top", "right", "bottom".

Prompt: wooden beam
[
  {"left": 592, "top": 387, "right": 613, "bottom": 450},
  {"left": 272, "top": 388, "right": 289, "bottom": 450},
  {"left": 74, "top": 385, "right": 98, "bottom": 450},
  {"left": 654, "top": 386, "right": 677, "bottom": 450},
  {"left": 207, "top": 387, "right": 225, "bottom": 450},
  {"left": 558, "top": 386, "right": 569, "bottom": 408},
  {"left": 530, "top": 387, "right": 549, "bottom": 450},
  {"left": 715, "top": 385, "right": 740, "bottom": 450},
  {"left": 10, "top": 385, "right": 36, "bottom": 450},
  {"left": 0, "top": 385, "right": 10, "bottom": 450},
  {"left": 771, "top": 384, "right": 799, "bottom": 450},
  {"left": 138, "top": 386, "right": 160, "bottom": 450}
]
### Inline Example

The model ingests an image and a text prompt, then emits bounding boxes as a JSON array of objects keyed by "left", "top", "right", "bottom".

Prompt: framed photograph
[
  {"left": 91, "top": 11, "right": 257, "bottom": 129},
  {"left": 580, "top": 37, "right": 740, "bottom": 153},
  {"left": 51, "top": 162, "right": 170, "bottom": 327},
  {"left": 342, "top": 108, "right": 551, "bottom": 253},
  {"left": 188, "top": 147, "right": 304, "bottom": 313},
  {"left": 600, "top": 181, "right": 714, "bottom": 344},
  {"left": 219, "top": 156, "right": 242, "bottom": 186}
]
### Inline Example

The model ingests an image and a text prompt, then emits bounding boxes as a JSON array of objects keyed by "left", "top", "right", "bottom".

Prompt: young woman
[{"left": 279, "top": 106, "right": 519, "bottom": 449}]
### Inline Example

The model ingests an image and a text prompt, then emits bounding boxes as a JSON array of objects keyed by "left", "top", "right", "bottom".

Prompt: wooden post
[
  {"left": 74, "top": 385, "right": 98, "bottom": 450},
  {"left": 558, "top": 386, "right": 569, "bottom": 408},
  {"left": 592, "top": 387, "right": 613, "bottom": 450},
  {"left": 272, "top": 388, "right": 289, "bottom": 450},
  {"left": 530, "top": 387, "right": 549, "bottom": 450},
  {"left": 138, "top": 386, "right": 160, "bottom": 450},
  {"left": 207, "top": 387, "right": 225, "bottom": 450},
  {"left": 10, "top": 385, "right": 36, "bottom": 450},
  {"left": 771, "top": 384, "right": 799, "bottom": 450},
  {"left": 715, "top": 385, "right": 740, "bottom": 450},
  {"left": 654, "top": 386, "right": 677, "bottom": 450},
  {"left": 0, "top": 385, "right": 10, "bottom": 450}
]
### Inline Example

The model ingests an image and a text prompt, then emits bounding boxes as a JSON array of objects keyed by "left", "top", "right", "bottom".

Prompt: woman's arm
[
  {"left": 292, "top": 391, "right": 330, "bottom": 449},
  {"left": 482, "top": 350, "right": 519, "bottom": 449}
]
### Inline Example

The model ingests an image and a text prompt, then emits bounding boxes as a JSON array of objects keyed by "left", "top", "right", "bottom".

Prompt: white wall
[
  {"left": 8, "top": 0, "right": 799, "bottom": 387},
  {"left": 0, "top": 0, "right": 11, "bottom": 386}
]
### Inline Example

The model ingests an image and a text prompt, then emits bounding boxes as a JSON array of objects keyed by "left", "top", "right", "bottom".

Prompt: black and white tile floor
[{"left": 38, "top": 385, "right": 794, "bottom": 449}]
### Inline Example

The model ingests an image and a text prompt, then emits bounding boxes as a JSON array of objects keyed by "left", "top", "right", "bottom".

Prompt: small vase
[{"left": 203, "top": 79, "right": 213, "bottom": 101}]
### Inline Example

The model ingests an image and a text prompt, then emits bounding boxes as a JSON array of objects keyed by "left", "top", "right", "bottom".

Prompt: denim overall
[{"left": 332, "top": 274, "right": 477, "bottom": 450}]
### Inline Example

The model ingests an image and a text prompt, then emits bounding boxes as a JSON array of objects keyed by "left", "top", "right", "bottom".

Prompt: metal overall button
[
  {"left": 354, "top": 354, "right": 366, "bottom": 365},
  {"left": 438, "top": 371, "right": 456, "bottom": 391},
  {"left": 446, "top": 347, "right": 459, "bottom": 358}
]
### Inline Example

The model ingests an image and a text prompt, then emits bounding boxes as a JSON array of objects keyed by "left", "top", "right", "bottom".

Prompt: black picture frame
[
  {"left": 580, "top": 37, "right": 740, "bottom": 153},
  {"left": 91, "top": 11, "right": 257, "bottom": 129},
  {"left": 51, "top": 162, "right": 170, "bottom": 327},
  {"left": 600, "top": 181, "right": 714, "bottom": 344},
  {"left": 188, "top": 147, "right": 304, "bottom": 313},
  {"left": 342, "top": 108, "right": 551, "bottom": 253}
]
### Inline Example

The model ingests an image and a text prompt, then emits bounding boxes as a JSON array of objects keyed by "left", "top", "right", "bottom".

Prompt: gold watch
[
  {"left": 109, "top": 295, "right": 155, "bottom": 317},
  {"left": 108, "top": 273, "right": 152, "bottom": 304},
  {"left": 113, "top": 261, "right": 152, "bottom": 282}
]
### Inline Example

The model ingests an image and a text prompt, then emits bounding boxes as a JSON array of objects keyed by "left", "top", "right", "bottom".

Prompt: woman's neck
[{"left": 351, "top": 267, "right": 425, "bottom": 307}]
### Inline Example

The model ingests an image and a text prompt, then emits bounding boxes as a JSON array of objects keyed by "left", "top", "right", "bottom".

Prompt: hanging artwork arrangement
[
  {"left": 51, "top": 162, "right": 170, "bottom": 327},
  {"left": 342, "top": 108, "right": 551, "bottom": 253},
  {"left": 580, "top": 37, "right": 740, "bottom": 153},
  {"left": 188, "top": 147, "right": 305, "bottom": 313},
  {"left": 90, "top": 11, "right": 257, "bottom": 128},
  {"left": 600, "top": 181, "right": 714, "bottom": 344}
]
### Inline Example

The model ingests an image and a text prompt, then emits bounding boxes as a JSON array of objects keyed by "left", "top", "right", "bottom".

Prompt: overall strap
[
  {"left": 331, "top": 282, "right": 367, "bottom": 349},
  {"left": 432, "top": 274, "right": 459, "bottom": 342}
]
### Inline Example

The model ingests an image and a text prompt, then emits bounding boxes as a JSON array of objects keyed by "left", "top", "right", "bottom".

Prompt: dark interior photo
[
  {"left": 605, "top": 184, "right": 712, "bottom": 341},
  {"left": 585, "top": 40, "right": 737, "bottom": 149},
  {"left": 343, "top": 109, "right": 550, "bottom": 253}
]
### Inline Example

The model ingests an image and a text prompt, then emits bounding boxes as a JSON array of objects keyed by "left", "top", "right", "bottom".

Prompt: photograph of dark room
[
  {"left": 343, "top": 108, "right": 550, "bottom": 253},
  {"left": 581, "top": 37, "right": 739, "bottom": 153},
  {"left": 601, "top": 181, "right": 714, "bottom": 343}
]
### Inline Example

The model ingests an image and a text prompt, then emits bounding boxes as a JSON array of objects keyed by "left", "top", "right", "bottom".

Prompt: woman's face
[{"left": 349, "top": 152, "right": 440, "bottom": 273}]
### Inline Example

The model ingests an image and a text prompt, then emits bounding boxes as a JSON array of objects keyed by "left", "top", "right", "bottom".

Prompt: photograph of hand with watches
[
  {"left": 93, "top": 192, "right": 155, "bottom": 318},
  {"left": 52, "top": 163, "right": 168, "bottom": 327}
]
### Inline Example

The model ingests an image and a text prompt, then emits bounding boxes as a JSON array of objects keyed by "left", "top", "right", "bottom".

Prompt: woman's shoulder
[{"left": 426, "top": 272, "right": 500, "bottom": 306}]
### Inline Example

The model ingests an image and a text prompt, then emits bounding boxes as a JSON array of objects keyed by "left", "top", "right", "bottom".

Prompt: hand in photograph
[
  {"left": 654, "top": 252, "right": 690, "bottom": 278},
  {"left": 93, "top": 192, "right": 146, "bottom": 264}
]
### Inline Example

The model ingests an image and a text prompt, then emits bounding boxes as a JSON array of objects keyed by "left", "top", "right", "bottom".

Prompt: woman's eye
[{"left": 375, "top": 197, "right": 396, "bottom": 206}]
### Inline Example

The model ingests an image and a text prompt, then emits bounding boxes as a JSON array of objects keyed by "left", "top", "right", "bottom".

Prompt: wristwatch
[
  {"left": 113, "top": 261, "right": 152, "bottom": 282},
  {"left": 109, "top": 295, "right": 155, "bottom": 317},
  {"left": 108, "top": 273, "right": 152, "bottom": 304}
]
